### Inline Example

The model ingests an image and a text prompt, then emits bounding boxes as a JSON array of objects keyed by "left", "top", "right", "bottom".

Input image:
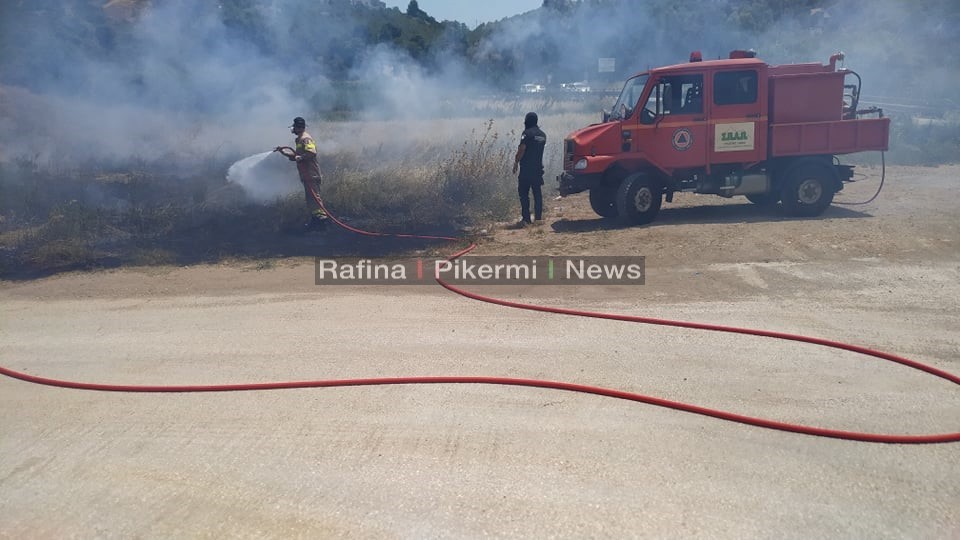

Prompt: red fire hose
[{"left": 1, "top": 172, "right": 957, "bottom": 444}]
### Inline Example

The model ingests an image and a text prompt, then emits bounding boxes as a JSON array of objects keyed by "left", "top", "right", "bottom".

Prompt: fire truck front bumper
[{"left": 557, "top": 171, "right": 602, "bottom": 196}]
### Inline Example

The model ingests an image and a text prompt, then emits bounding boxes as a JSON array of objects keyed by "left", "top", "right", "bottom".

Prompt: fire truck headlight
[{"left": 574, "top": 158, "right": 588, "bottom": 170}]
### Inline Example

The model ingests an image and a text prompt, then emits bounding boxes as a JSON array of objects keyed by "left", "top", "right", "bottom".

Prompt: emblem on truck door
[{"left": 672, "top": 128, "right": 693, "bottom": 151}]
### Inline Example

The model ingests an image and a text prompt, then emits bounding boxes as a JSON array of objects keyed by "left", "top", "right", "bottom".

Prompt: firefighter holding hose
[{"left": 275, "top": 117, "right": 328, "bottom": 232}]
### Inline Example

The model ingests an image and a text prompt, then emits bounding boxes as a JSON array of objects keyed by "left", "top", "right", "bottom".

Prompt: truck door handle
[
  {"left": 693, "top": 117, "right": 705, "bottom": 122},
  {"left": 746, "top": 113, "right": 761, "bottom": 118}
]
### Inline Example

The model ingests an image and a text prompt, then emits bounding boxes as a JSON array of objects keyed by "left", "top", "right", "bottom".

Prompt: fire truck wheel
[
  {"left": 745, "top": 193, "right": 779, "bottom": 206},
  {"left": 780, "top": 163, "right": 836, "bottom": 217},
  {"left": 616, "top": 173, "right": 662, "bottom": 226},
  {"left": 589, "top": 184, "right": 619, "bottom": 218}
]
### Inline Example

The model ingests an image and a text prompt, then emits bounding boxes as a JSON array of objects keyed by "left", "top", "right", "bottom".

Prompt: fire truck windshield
[{"left": 610, "top": 74, "right": 649, "bottom": 120}]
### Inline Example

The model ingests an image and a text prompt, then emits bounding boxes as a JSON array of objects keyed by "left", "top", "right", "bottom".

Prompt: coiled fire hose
[{"left": 1, "top": 159, "right": 957, "bottom": 444}]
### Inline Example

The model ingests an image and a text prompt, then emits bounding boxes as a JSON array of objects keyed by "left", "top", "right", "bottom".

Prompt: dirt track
[{"left": 1, "top": 165, "right": 958, "bottom": 538}]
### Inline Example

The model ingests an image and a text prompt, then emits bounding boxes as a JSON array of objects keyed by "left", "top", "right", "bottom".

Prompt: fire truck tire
[
  {"left": 616, "top": 173, "right": 662, "bottom": 225},
  {"left": 745, "top": 193, "right": 779, "bottom": 206},
  {"left": 589, "top": 184, "right": 619, "bottom": 217},
  {"left": 780, "top": 163, "right": 837, "bottom": 217}
]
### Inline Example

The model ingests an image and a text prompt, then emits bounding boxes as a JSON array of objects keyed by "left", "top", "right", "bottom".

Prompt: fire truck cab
[{"left": 559, "top": 51, "right": 889, "bottom": 224}]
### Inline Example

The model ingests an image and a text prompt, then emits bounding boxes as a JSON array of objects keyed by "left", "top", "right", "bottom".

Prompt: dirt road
[{"left": 1, "top": 165, "right": 958, "bottom": 538}]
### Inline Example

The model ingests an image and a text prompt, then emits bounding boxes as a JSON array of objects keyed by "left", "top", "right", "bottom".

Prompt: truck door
[
  {"left": 634, "top": 73, "right": 707, "bottom": 171},
  {"left": 709, "top": 68, "right": 766, "bottom": 164}
]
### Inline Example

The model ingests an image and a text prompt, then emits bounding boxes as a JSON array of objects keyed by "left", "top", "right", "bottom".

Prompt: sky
[{"left": 382, "top": 0, "right": 542, "bottom": 28}]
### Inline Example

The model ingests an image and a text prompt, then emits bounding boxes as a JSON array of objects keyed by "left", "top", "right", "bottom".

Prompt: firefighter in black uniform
[{"left": 512, "top": 112, "right": 547, "bottom": 226}]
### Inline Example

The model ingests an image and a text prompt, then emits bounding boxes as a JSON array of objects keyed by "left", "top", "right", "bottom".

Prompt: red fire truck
[{"left": 558, "top": 51, "right": 889, "bottom": 224}]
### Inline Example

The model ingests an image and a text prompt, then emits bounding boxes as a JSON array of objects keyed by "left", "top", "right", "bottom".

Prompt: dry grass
[
  {"left": 0, "top": 110, "right": 599, "bottom": 277},
  {"left": 303, "top": 111, "right": 598, "bottom": 229},
  {"left": 314, "top": 110, "right": 598, "bottom": 171}
]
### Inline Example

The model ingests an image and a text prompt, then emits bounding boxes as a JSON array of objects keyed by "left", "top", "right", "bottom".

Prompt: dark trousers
[{"left": 518, "top": 177, "right": 543, "bottom": 222}]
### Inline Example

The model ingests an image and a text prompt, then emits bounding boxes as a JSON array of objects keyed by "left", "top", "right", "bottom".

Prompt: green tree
[{"left": 406, "top": 0, "right": 437, "bottom": 23}]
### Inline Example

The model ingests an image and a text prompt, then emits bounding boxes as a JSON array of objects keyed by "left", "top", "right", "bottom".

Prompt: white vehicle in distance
[
  {"left": 561, "top": 81, "right": 591, "bottom": 93},
  {"left": 520, "top": 83, "right": 545, "bottom": 93}
]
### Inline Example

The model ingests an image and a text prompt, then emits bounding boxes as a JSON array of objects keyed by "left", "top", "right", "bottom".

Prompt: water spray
[{"left": 225, "top": 149, "right": 300, "bottom": 202}]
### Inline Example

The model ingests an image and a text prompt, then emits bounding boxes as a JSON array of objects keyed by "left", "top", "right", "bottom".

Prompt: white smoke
[
  {"left": 0, "top": 1, "right": 311, "bottom": 165},
  {"left": 1, "top": 0, "right": 955, "bottom": 173}
]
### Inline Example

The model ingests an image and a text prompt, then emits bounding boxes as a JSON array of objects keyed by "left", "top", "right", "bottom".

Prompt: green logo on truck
[
  {"left": 721, "top": 130, "right": 749, "bottom": 142},
  {"left": 714, "top": 122, "right": 755, "bottom": 152}
]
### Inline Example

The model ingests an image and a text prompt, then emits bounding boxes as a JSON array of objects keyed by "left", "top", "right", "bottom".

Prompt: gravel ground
[{"left": 1, "top": 165, "right": 958, "bottom": 538}]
